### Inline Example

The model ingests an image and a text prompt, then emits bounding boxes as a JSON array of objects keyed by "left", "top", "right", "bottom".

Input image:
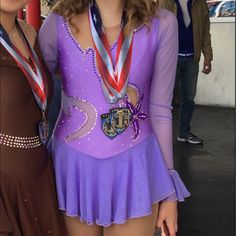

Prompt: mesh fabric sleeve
[
  {"left": 38, "top": 13, "right": 59, "bottom": 75},
  {"left": 150, "top": 9, "right": 190, "bottom": 201},
  {"left": 39, "top": 13, "right": 61, "bottom": 138}
]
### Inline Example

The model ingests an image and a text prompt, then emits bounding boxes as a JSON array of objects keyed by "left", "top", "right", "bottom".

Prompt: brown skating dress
[{"left": 0, "top": 39, "right": 66, "bottom": 236}]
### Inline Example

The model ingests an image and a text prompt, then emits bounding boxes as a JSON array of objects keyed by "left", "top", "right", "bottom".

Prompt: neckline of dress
[
  {"left": 62, "top": 16, "right": 144, "bottom": 54},
  {"left": 63, "top": 18, "right": 119, "bottom": 54}
]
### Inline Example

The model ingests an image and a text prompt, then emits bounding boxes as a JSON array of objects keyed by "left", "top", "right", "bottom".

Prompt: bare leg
[
  {"left": 103, "top": 203, "right": 159, "bottom": 236},
  {"left": 64, "top": 215, "right": 103, "bottom": 236}
]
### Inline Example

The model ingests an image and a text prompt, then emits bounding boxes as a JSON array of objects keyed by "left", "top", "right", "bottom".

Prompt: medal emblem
[
  {"left": 101, "top": 108, "right": 131, "bottom": 139},
  {"left": 101, "top": 113, "right": 117, "bottom": 139},
  {"left": 101, "top": 93, "right": 148, "bottom": 140},
  {"left": 110, "top": 108, "right": 131, "bottom": 134},
  {"left": 39, "top": 119, "right": 49, "bottom": 145}
]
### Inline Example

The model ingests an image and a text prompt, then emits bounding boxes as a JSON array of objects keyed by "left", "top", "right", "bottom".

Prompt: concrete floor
[{"left": 173, "top": 106, "right": 235, "bottom": 236}]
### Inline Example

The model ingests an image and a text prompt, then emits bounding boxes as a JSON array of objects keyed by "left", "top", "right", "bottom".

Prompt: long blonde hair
[{"left": 52, "top": 0, "right": 159, "bottom": 34}]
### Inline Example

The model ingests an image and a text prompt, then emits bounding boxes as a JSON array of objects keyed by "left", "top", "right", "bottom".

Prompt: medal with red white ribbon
[
  {"left": 0, "top": 20, "right": 49, "bottom": 145},
  {"left": 89, "top": 1, "right": 134, "bottom": 104}
]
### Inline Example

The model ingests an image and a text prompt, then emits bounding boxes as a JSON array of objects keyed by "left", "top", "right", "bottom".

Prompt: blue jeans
[{"left": 175, "top": 57, "right": 199, "bottom": 137}]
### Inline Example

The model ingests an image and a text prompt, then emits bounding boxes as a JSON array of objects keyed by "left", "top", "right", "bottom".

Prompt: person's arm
[
  {"left": 150, "top": 9, "right": 190, "bottom": 202},
  {"left": 38, "top": 14, "right": 61, "bottom": 138},
  {"left": 202, "top": 0, "right": 213, "bottom": 62},
  {"left": 150, "top": 9, "right": 190, "bottom": 236},
  {"left": 38, "top": 13, "right": 59, "bottom": 75},
  {"left": 201, "top": 0, "right": 213, "bottom": 74}
]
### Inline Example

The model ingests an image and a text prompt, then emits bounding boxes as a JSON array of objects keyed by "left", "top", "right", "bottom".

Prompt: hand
[
  {"left": 202, "top": 59, "right": 212, "bottom": 74},
  {"left": 156, "top": 201, "right": 178, "bottom": 236}
]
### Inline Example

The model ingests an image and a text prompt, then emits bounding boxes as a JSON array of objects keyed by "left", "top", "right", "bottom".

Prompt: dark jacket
[{"left": 160, "top": 0, "right": 213, "bottom": 62}]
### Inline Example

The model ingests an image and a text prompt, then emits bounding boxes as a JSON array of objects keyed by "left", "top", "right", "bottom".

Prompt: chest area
[
  {"left": 57, "top": 18, "right": 158, "bottom": 99},
  {"left": 0, "top": 46, "right": 52, "bottom": 106}
]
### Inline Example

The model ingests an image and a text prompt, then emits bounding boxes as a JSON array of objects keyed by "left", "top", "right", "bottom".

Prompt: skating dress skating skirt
[
  {"left": 39, "top": 9, "right": 190, "bottom": 227},
  {"left": 0, "top": 40, "right": 66, "bottom": 235}
]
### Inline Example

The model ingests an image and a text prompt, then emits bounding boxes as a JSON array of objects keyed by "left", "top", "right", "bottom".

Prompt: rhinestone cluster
[{"left": 0, "top": 133, "right": 42, "bottom": 148}]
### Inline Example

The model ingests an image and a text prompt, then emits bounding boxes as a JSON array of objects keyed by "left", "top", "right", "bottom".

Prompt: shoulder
[
  {"left": 39, "top": 13, "right": 60, "bottom": 39},
  {"left": 147, "top": 8, "right": 178, "bottom": 49},
  {"left": 18, "top": 19, "right": 36, "bottom": 35},
  {"left": 18, "top": 19, "right": 37, "bottom": 46},
  {"left": 159, "top": 0, "right": 177, "bottom": 14},
  {"left": 38, "top": 13, "right": 61, "bottom": 52},
  {"left": 193, "top": 0, "right": 209, "bottom": 10},
  {"left": 45, "top": 12, "right": 61, "bottom": 20},
  {"left": 43, "top": 12, "right": 62, "bottom": 26},
  {"left": 154, "top": 8, "right": 177, "bottom": 27},
  {"left": 151, "top": 8, "right": 178, "bottom": 38},
  {"left": 40, "top": 13, "right": 63, "bottom": 34}
]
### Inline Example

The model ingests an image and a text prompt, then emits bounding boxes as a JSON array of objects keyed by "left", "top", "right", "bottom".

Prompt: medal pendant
[
  {"left": 101, "top": 113, "right": 117, "bottom": 139},
  {"left": 39, "top": 119, "right": 49, "bottom": 145},
  {"left": 110, "top": 108, "right": 131, "bottom": 134}
]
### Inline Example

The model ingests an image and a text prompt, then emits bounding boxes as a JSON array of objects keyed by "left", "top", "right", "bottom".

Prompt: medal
[
  {"left": 39, "top": 110, "right": 49, "bottom": 145},
  {"left": 101, "top": 95, "right": 148, "bottom": 140},
  {"left": 101, "top": 108, "right": 131, "bottom": 139},
  {"left": 101, "top": 113, "right": 118, "bottom": 139},
  {"left": 0, "top": 20, "right": 49, "bottom": 144},
  {"left": 110, "top": 108, "right": 131, "bottom": 134},
  {"left": 89, "top": 1, "right": 134, "bottom": 103}
]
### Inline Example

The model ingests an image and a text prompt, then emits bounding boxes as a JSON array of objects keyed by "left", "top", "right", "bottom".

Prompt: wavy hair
[{"left": 52, "top": 0, "right": 159, "bottom": 34}]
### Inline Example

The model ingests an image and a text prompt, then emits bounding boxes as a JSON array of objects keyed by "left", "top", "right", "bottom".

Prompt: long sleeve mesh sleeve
[
  {"left": 39, "top": 13, "right": 61, "bottom": 137},
  {"left": 150, "top": 9, "right": 190, "bottom": 201},
  {"left": 38, "top": 13, "right": 59, "bottom": 75}
]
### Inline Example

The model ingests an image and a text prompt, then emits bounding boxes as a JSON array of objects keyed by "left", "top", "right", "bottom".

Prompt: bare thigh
[
  {"left": 64, "top": 215, "right": 103, "bottom": 236},
  {"left": 103, "top": 203, "right": 159, "bottom": 236}
]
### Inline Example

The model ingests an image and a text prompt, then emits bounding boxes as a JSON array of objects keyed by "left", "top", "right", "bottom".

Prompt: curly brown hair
[{"left": 52, "top": 0, "right": 159, "bottom": 34}]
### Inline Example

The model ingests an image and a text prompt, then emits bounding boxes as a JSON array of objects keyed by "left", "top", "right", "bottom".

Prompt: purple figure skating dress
[{"left": 39, "top": 8, "right": 190, "bottom": 226}]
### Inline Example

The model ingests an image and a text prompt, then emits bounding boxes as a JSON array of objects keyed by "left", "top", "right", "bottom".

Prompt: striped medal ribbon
[
  {"left": 89, "top": 2, "right": 134, "bottom": 104},
  {"left": 0, "top": 21, "right": 49, "bottom": 145}
]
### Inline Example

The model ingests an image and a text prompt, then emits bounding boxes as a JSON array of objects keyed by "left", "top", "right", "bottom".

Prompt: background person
[{"left": 160, "top": 0, "right": 213, "bottom": 144}]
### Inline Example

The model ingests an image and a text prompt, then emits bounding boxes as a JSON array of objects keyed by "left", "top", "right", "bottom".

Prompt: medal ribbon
[
  {"left": 89, "top": 2, "right": 134, "bottom": 103},
  {"left": 0, "top": 21, "right": 47, "bottom": 112}
]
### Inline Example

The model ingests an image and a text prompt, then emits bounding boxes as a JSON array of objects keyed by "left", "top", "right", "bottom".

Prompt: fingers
[
  {"left": 174, "top": 224, "right": 178, "bottom": 233},
  {"left": 162, "top": 223, "right": 169, "bottom": 236},
  {"left": 156, "top": 210, "right": 165, "bottom": 228},
  {"left": 202, "top": 61, "right": 212, "bottom": 74},
  {"left": 156, "top": 215, "right": 169, "bottom": 236},
  {"left": 156, "top": 201, "right": 178, "bottom": 236},
  {"left": 166, "top": 221, "right": 177, "bottom": 236},
  {"left": 202, "top": 67, "right": 211, "bottom": 74},
  {"left": 175, "top": 218, "right": 178, "bottom": 232},
  {"left": 158, "top": 220, "right": 177, "bottom": 236}
]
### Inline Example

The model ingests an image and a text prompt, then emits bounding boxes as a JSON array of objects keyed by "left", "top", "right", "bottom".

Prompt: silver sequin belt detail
[{"left": 0, "top": 133, "right": 42, "bottom": 148}]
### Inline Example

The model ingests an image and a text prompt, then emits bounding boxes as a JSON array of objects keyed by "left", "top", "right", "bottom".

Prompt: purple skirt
[{"left": 51, "top": 133, "right": 190, "bottom": 227}]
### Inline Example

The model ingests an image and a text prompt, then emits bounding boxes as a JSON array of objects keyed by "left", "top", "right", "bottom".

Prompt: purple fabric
[
  {"left": 51, "top": 134, "right": 190, "bottom": 226},
  {"left": 38, "top": 9, "right": 178, "bottom": 167},
  {"left": 168, "top": 170, "right": 191, "bottom": 202},
  {"left": 40, "top": 13, "right": 154, "bottom": 158},
  {"left": 39, "top": 8, "right": 190, "bottom": 226}
]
